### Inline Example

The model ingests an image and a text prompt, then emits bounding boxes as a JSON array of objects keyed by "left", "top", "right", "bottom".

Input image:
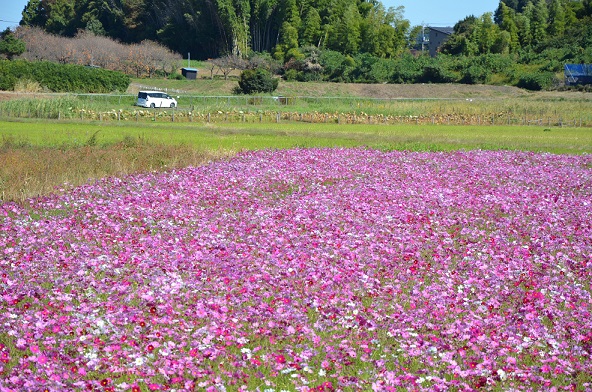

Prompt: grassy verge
[{"left": 1, "top": 119, "right": 591, "bottom": 203}]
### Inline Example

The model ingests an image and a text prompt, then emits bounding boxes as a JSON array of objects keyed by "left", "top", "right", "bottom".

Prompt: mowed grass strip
[{"left": 1, "top": 119, "right": 591, "bottom": 203}]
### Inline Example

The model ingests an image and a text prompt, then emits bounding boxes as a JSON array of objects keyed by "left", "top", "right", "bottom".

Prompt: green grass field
[
  {"left": 2, "top": 119, "right": 591, "bottom": 153},
  {"left": 1, "top": 118, "right": 591, "bottom": 203}
]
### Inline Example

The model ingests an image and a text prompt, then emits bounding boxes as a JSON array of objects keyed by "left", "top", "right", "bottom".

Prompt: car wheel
[
  {"left": 170, "top": 103, "right": 176, "bottom": 108},
  {"left": 150, "top": 103, "right": 155, "bottom": 108}
]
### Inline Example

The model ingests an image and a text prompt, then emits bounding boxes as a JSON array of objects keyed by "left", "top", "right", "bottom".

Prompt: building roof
[{"left": 429, "top": 27, "right": 454, "bottom": 35}]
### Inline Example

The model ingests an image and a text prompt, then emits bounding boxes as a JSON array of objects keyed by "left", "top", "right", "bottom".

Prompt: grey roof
[{"left": 429, "top": 27, "right": 454, "bottom": 35}]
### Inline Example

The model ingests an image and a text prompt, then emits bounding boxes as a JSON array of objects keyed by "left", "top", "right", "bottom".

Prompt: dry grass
[{"left": 0, "top": 139, "right": 232, "bottom": 203}]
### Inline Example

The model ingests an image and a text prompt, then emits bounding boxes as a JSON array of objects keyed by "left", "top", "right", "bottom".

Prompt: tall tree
[
  {"left": 548, "top": 0, "right": 566, "bottom": 36},
  {"left": 328, "top": 3, "right": 361, "bottom": 54},
  {"left": 20, "top": 0, "right": 48, "bottom": 27},
  {"left": 300, "top": 6, "right": 322, "bottom": 47},
  {"left": 497, "top": 2, "right": 520, "bottom": 52},
  {"left": 0, "top": 28, "right": 26, "bottom": 59},
  {"left": 477, "top": 12, "right": 497, "bottom": 53},
  {"left": 528, "top": 0, "right": 548, "bottom": 43},
  {"left": 45, "top": 0, "right": 77, "bottom": 36},
  {"left": 515, "top": 3, "right": 533, "bottom": 46},
  {"left": 250, "top": 0, "right": 280, "bottom": 53},
  {"left": 214, "top": 0, "right": 251, "bottom": 55}
]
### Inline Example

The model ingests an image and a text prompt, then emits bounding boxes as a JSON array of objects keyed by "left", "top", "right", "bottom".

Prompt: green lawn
[{"left": 1, "top": 119, "right": 591, "bottom": 154}]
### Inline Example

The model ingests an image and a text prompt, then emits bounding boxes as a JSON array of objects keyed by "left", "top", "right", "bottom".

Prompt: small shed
[{"left": 181, "top": 67, "right": 198, "bottom": 80}]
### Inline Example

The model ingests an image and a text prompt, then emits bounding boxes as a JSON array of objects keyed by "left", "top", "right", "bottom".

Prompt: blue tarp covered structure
[{"left": 565, "top": 64, "right": 592, "bottom": 85}]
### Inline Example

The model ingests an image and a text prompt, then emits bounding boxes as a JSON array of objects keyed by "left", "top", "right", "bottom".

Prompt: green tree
[
  {"left": 477, "top": 12, "right": 498, "bottom": 53},
  {"left": 250, "top": 0, "right": 281, "bottom": 53},
  {"left": 328, "top": 3, "right": 361, "bottom": 54},
  {"left": 548, "top": 0, "right": 566, "bottom": 36},
  {"left": 514, "top": 12, "right": 532, "bottom": 47},
  {"left": 236, "top": 67, "right": 278, "bottom": 94},
  {"left": 300, "top": 7, "right": 322, "bottom": 46},
  {"left": 528, "top": 0, "right": 548, "bottom": 43},
  {"left": 274, "top": 21, "right": 299, "bottom": 61},
  {"left": 497, "top": 2, "right": 520, "bottom": 52},
  {"left": 21, "top": 0, "right": 47, "bottom": 27},
  {"left": 214, "top": 0, "right": 251, "bottom": 55},
  {"left": 85, "top": 18, "right": 106, "bottom": 36},
  {"left": 0, "top": 29, "right": 26, "bottom": 60},
  {"left": 441, "top": 15, "right": 479, "bottom": 55},
  {"left": 45, "top": 0, "right": 77, "bottom": 35}
]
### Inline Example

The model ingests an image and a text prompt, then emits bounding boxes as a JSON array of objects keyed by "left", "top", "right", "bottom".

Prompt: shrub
[
  {"left": 418, "top": 64, "right": 457, "bottom": 83},
  {"left": 516, "top": 71, "right": 555, "bottom": 91},
  {"left": 0, "top": 28, "right": 25, "bottom": 60},
  {"left": 236, "top": 68, "right": 279, "bottom": 94},
  {"left": 390, "top": 54, "right": 430, "bottom": 83},
  {"left": 283, "top": 69, "right": 298, "bottom": 81},
  {"left": 318, "top": 50, "right": 352, "bottom": 82},
  {"left": 461, "top": 65, "right": 490, "bottom": 84},
  {"left": 13, "top": 79, "right": 43, "bottom": 92},
  {"left": 0, "top": 60, "right": 130, "bottom": 93}
]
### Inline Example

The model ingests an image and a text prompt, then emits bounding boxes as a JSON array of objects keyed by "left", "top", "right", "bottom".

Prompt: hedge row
[{"left": 0, "top": 60, "right": 130, "bottom": 93}]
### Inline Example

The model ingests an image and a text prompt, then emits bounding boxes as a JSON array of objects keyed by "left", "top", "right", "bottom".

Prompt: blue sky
[
  {"left": 2, "top": 0, "right": 500, "bottom": 32},
  {"left": 384, "top": 0, "right": 500, "bottom": 27}
]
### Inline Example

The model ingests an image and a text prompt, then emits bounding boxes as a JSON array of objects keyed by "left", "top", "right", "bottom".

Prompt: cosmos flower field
[{"left": 1, "top": 148, "right": 591, "bottom": 391}]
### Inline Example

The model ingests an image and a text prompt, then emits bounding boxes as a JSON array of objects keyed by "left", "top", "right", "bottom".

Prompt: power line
[{"left": 0, "top": 19, "right": 20, "bottom": 24}]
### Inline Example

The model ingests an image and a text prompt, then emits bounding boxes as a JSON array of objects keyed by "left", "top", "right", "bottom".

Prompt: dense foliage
[
  {"left": 236, "top": 68, "right": 279, "bottom": 94},
  {"left": 441, "top": 0, "right": 592, "bottom": 64},
  {"left": 0, "top": 29, "right": 26, "bottom": 60},
  {"left": 0, "top": 60, "right": 130, "bottom": 93},
  {"left": 19, "top": 0, "right": 410, "bottom": 60},
  {"left": 14, "top": 0, "right": 592, "bottom": 91}
]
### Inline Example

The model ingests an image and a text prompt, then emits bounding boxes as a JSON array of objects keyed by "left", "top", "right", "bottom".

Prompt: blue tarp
[{"left": 564, "top": 64, "right": 592, "bottom": 85}]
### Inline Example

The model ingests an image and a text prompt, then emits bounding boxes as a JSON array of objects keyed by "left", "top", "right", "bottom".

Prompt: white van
[{"left": 136, "top": 91, "right": 177, "bottom": 108}]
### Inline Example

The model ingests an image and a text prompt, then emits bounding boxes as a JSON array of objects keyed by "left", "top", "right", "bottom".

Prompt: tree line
[
  {"left": 19, "top": 0, "right": 410, "bottom": 60},
  {"left": 4, "top": 0, "right": 592, "bottom": 91},
  {"left": 440, "top": 0, "right": 592, "bottom": 57},
  {"left": 14, "top": 27, "right": 182, "bottom": 78}
]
